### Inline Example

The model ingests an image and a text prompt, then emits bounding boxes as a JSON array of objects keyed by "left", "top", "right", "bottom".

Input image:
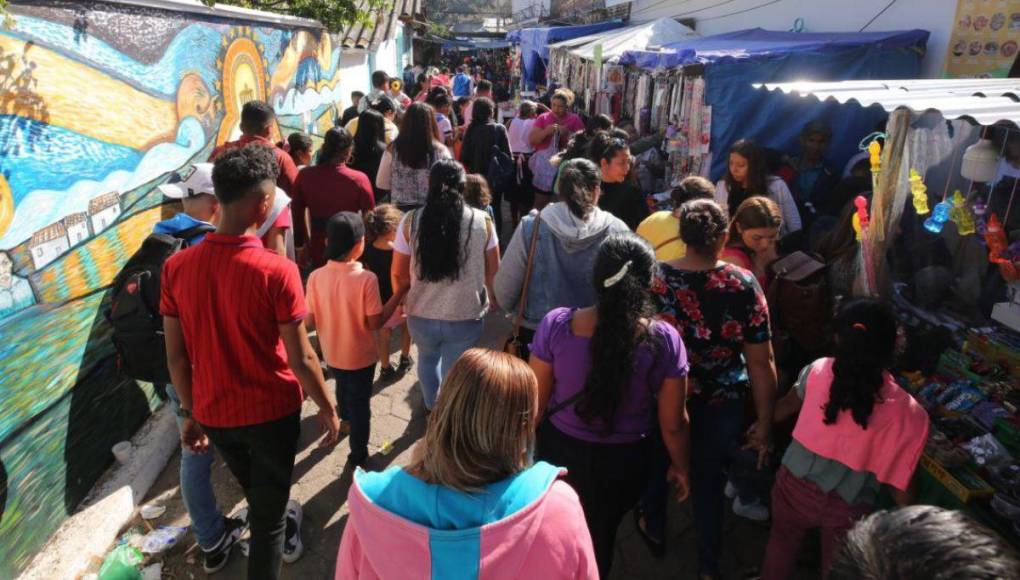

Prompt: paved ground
[{"left": 124, "top": 313, "right": 811, "bottom": 579}]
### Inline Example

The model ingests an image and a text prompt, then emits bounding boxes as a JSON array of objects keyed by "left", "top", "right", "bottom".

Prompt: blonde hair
[
  {"left": 552, "top": 88, "right": 575, "bottom": 107},
  {"left": 729, "top": 195, "right": 782, "bottom": 243},
  {"left": 463, "top": 174, "right": 492, "bottom": 210},
  {"left": 408, "top": 349, "right": 537, "bottom": 491},
  {"left": 363, "top": 203, "right": 403, "bottom": 242}
]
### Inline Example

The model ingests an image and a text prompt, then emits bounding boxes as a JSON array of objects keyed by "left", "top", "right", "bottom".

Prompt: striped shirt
[{"left": 160, "top": 233, "right": 306, "bottom": 427}]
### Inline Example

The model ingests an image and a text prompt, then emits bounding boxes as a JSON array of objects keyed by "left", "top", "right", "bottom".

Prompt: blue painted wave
[
  {"left": 0, "top": 117, "right": 206, "bottom": 248},
  {"left": 0, "top": 116, "right": 141, "bottom": 205}
]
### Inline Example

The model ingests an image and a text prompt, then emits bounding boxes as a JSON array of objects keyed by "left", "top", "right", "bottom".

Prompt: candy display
[{"left": 909, "top": 169, "right": 931, "bottom": 215}]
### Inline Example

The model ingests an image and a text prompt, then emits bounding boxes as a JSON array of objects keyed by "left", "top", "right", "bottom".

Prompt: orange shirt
[{"left": 306, "top": 261, "right": 383, "bottom": 370}]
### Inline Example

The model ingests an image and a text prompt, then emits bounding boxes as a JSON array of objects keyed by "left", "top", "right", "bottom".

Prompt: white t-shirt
[
  {"left": 508, "top": 118, "right": 535, "bottom": 154},
  {"left": 714, "top": 176, "right": 803, "bottom": 237},
  {"left": 394, "top": 210, "right": 498, "bottom": 254},
  {"left": 436, "top": 113, "right": 454, "bottom": 142}
]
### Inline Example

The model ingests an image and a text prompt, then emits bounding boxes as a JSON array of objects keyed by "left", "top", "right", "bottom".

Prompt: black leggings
[{"left": 536, "top": 421, "right": 651, "bottom": 577}]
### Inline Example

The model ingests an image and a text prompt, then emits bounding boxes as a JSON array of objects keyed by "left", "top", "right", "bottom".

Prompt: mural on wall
[{"left": 0, "top": 1, "right": 344, "bottom": 575}]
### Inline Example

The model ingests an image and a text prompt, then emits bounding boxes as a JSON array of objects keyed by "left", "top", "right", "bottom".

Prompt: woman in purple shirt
[{"left": 529, "top": 233, "right": 691, "bottom": 577}]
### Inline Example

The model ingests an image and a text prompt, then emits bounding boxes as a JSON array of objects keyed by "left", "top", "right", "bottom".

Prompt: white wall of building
[
  {"left": 627, "top": 0, "right": 956, "bottom": 78},
  {"left": 338, "top": 51, "right": 371, "bottom": 111}
]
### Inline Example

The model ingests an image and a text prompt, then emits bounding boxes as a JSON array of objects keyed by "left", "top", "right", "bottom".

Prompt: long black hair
[
  {"left": 576, "top": 234, "right": 658, "bottom": 431},
  {"left": 415, "top": 159, "right": 467, "bottom": 282},
  {"left": 825, "top": 299, "right": 898, "bottom": 429},
  {"left": 723, "top": 139, "right": 769, "bottom": 216},
  {"left": 394, "top": 102, "right": 440, "bottom": 169},
  {"left": 352, "top": 109, "right": 386, "bottom": 162},
  {"left": 555, "top": 158, "right": 601, "bottom": 220},
  {"left": 316, "top": 126, "right": 353, "bottom": 166}
]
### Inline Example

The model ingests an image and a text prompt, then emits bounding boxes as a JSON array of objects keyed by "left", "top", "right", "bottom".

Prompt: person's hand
[
  {"left": 667, "top": 464, "right": 690, "bottom": 502},
  {"left": 317, "top": 406, "right": 341, "bottom": 448},
  {"left": 743, "top": 419, "right": 773, "bottom": 469},
  {"left": 181, "top": 418, "right": 209, "bottom": 454}
]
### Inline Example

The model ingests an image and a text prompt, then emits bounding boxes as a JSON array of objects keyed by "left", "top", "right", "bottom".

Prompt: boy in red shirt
[
  {"left": 161, "top": 145, "right": 340, "bottom": 579},
  {"left": 305, "top": 213, "right": 402, "bottom": 467}
]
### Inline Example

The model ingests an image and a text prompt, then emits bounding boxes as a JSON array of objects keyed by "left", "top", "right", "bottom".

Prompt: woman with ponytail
[
  {"left": 643, "top": 198, "right": 776, "bottom": 579},
  {"left": 529, "top": 233, "right": 691, "bottom": 577},
  {"left": 392, "top": 159, "right": 500, "bottom": 411},
  {"left": 761, "top": 299, "right": 929, "bottom": 580},
  {"left": 292, "top": 126, "right": 375, "bottom": 268}
]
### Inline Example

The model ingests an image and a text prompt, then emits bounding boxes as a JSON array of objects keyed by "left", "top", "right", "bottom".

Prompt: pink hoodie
[{"left": 336, "top": 462, "right": 598, "bottom": 579}]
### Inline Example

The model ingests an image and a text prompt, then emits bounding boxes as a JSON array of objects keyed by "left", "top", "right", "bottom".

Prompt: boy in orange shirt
[{"left": 305, "top": 212, "right": 402, "bottom": 467}]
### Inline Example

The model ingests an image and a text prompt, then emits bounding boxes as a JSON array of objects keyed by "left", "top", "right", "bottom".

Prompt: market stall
[
  {"left": 615, "top": 28, "right": 929, "bottom": 181},
  {"left": 757, "top": 78, "right": 1020, "bottom": 546},
  {"left": 506, "top": 21, "right": 625, "bottom": 92}
]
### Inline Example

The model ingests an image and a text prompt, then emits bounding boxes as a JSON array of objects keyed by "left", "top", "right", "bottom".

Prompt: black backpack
[
  {"left": 105, "top": 224, "right": 214, "bottom": 383},
  {"left": 487, "top": 126, "right": 516, "bottom": 194}
]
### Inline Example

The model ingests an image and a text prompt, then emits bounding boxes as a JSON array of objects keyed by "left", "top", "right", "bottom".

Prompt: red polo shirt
[
  {"left": 292, "top": 164, "right": 375, "bottom": 268},
  {"left": 160, "top": 233, "right": 306, "bottom": 428},
  {"left": 209, "top": 134, "right": 299, "bottom": 195}
]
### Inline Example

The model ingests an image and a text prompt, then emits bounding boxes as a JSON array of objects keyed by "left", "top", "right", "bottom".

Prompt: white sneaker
[
  {"left": 724, "top": 480, "right": 737, "bottom": 499},
  {"left": 282, "top": 499, "right": 304, "bottom": 563},
  {"left": 732, "top": 497, "right": 770, "bottom": 522}
]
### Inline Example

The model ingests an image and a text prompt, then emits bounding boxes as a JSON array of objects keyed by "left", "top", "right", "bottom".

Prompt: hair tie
[
  {"left": 852, "top": 322, "right": 867, "bottom": 332},
  {"left": 603, "top": 261, "right": 632, "bottom": 288}
]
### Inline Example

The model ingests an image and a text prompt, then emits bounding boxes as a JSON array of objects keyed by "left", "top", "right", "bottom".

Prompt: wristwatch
[{"left": 176, "top": 407, "right": 193, "bottom": 419}]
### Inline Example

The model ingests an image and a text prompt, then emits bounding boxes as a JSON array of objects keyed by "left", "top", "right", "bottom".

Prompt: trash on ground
[
  {"left": 140, "top": 504, "right": 166, "bottom": 520},
  {"left": 98, "top": 544, "right": 143, "bottom": 580},
  {"left": 140, "top": 563, "right": 162, "bottom": 580},
  {"left": 380, "top": 440, "right": 394, "bottom": 455},
  {"left": 140, "top": 525, "right": 188, "bottom": 554}
]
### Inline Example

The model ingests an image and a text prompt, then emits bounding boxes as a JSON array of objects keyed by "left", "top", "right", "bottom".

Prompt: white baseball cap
[{"left": 158, "top": 163, "right": 215, "bottom": 199}]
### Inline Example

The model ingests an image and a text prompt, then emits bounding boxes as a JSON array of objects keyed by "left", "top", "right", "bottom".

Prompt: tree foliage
[{"left": 202, "top": 0, "right": 377, "bottom": 32}]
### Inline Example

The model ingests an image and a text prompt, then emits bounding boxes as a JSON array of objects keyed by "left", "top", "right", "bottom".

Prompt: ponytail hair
[
  {"left": 363, "top": 203, "right": 403, "bottom": 243},
  {"left": 416, "top": 159, "right": 467, "bottom": 282},
  {"left": 825, "top": 299, "right": 898, "bottom": 429},
  {"left": 577, "top": 234, "right": 658, "bottom": 432}
]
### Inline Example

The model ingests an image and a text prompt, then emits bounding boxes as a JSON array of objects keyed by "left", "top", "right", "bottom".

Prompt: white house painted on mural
[
  {"left": 0, "top": 251, "right": 35, "bottom": 319},
  {"left": 624, "top": 0, "right": 956, "bottom": 78},
  {"left": 88, "top": 192, "right": 122, "bottom": 235},
  {"left": 28, "top": 223, "right": 70, "bottom": 270},
  {"left": 336, "top": 0, "right": 423, "bottom": 111},
  {"left": 62, "top": 212, "right": 90, "bottom": 246}
]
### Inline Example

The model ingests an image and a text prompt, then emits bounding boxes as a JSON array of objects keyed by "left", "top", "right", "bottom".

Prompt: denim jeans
[
  {"left": 165, "top": 385, "right": 224, "bottom": 550},
  {"left": 406, "top": 316, "right": 484, "bottom": 409},
  {"left": 688, "top": 397, "right": 746, "bottom": 576},
  {"left": 203, "top": 412, "right": 300, "bottom": 580},
  {"left": 329, "top": 364, "right": 376, "bottom": 460}
]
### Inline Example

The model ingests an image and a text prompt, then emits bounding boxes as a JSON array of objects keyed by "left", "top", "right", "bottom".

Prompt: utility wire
[
  {"left": 859, "top": 0, "right": 897, "bottom": 32},
  {"left": 698, "top": 0, "right": 783, "bottom": 21}
]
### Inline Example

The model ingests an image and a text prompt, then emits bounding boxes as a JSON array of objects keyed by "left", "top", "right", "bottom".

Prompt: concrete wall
[
  {"left": 627, "top": 0, "right": 957, "bottom": 78},
  {"left": 0, "top": 1, "right": 344, "bottom": 575}
]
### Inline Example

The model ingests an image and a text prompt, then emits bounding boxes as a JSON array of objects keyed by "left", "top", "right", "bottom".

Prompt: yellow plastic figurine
[
  {"left": 949, "top": 190, "right": 976, "bottom": 236},
  {"left": 868, "top": 140, "right": 881, "bottom": 172},
  {"left": 909, "top": 169, "right": 930, "bottom": 215}
]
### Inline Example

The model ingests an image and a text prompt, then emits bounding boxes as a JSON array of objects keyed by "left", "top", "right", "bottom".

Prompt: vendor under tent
[
  {"left": 506, "top": 21, "right": 625, "bottom": 91},
  {"left": 755, "top": 78, "right": 1020, "bottom": 547},
  {"left": 613, "top": 28, "right": 929, "bottom": 179}
]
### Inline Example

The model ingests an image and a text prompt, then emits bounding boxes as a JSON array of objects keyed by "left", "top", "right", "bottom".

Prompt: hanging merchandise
[
  {"left": 909, "top": 169, "right": 931, "bottom": 215},
  {"left": 949, "top": 190, "right": 977, "bottom": 235},
  {"left": 853, "top": 195, "right": 876, "bottom": 296},
  {"left": 974, "top": 198, "right": 988, "bottom": 236},
  {"left": 986, "top": 214, "right": 1008, "bottom": 263},
  {"left": 925, "top": 201, "right": 953, "bottom": 234}
]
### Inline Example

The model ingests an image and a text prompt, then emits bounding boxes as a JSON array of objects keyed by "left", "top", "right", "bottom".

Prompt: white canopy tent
[{"left": 549, "top": 17, "right": 699, "bottom": 63}]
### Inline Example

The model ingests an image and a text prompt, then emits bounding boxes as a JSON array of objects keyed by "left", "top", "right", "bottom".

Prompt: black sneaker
[
  {"left": 397, "top": 355, "right": 414, "bottom": 373},
  {"left": 379, "top": 365, "right": 397, "bottom": 380},
  {"left": 282, "top": 499, "right": 304, "bottom": 564},
  {"left": 202, "top": 516, "right": 246, "bottom": 573}
]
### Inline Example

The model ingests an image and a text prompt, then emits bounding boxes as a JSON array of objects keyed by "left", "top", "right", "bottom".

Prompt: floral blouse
[{"left": 652, "top": 262, "right": 771, "bottom": 402}]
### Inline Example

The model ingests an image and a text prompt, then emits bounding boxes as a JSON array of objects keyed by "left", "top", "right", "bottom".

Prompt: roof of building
[
  {"left": 62, "top": 212, "right": 88, "bottom": 225},
  {"left": 30, "top": 223, "right": 68, "bottom": 245},
  {"left": 88, "top": 192, "right": 122, "bottom": 214},
  {"left": 756, "top": 78, "right": 1020, "bottom": 128},
  {"left": 340, "top": 0, "right": 424, "bottom": 51}
]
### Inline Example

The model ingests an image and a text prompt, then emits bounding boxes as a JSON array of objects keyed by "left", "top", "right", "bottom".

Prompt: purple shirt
[{"left": 531, "top": 307, "right": 688, "bottom": 444}]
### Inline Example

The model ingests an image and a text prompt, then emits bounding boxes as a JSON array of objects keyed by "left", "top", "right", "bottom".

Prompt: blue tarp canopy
[
  {"left": 507, "top": 21, "right": 625, "bottom": 89},
  {"left": 619, "top": 28, "right": 930, "bottom": 178}
]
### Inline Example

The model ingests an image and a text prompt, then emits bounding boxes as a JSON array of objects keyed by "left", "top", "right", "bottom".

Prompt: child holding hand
[
  {"left": 305, "top": 212, "right": 403, "bottom": 467},
  {"left": 362, "top": 205, "right": 413, "bottom": 378}
]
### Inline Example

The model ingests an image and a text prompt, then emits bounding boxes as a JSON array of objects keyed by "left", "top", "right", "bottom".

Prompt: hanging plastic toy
[
  {"left": 908, "top": 169, "right": 930, "bottom": 215},
  {"left": 868, "top": 140, "right": 881, "bottom": 172},
  {"left": 852, "top": 197, "right": 868, "bottom": 241},
  {"left": 924, "top": 200, "right": 952, "bottom": 234},
  {"left": 973, "top": 198, "right": 988, "bottom": 236},
  {"left": 949, "top": 190, "right": 976, "bottom": 235},
  {"left": 986, "top": 213, "right": 1009, "bottom": 263}
]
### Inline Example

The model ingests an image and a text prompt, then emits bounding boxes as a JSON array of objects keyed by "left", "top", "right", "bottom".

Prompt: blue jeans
[
  {"left": 329, "top": 364, "right": 376, "bottom": 461},
  {"left": 406, "top": 317, "right": 484, "bottom": 409},
  {"left": 166, "top": 385, "right": 225, "bottom": 550}
]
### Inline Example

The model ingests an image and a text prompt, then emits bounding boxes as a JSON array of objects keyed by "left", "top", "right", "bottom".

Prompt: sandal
[{"left": 633, "top": 506, "right": 665, "bottom": 558}]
